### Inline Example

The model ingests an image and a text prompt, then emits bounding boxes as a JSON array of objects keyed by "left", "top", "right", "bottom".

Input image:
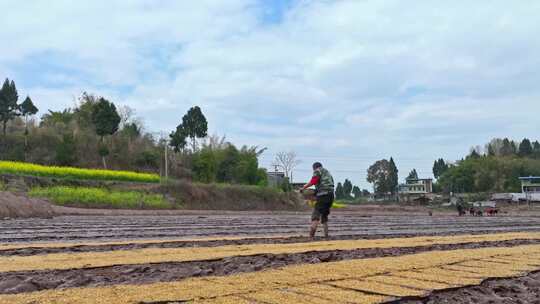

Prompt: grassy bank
[
  {"left": 0, "top": 161, "right": 160, "bottom": 183},
  {"left": 161, "top": 180, "right": 304, "bottom": 211},
  {"left": 29, "top": 186, "right": 171, "bottom": 209}
]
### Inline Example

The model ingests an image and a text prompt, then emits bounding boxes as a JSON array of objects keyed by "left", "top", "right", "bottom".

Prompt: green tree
[
  {"left": 216, "top": 145, "right": 240, "bottom": 183},
  {"left": 335, "top": 182, "right": 344, "bottom": 200},
  {"left": 367, "top": 159, "right": 392, "bottom": 195},
  {"left": 41, "top": 109, "right": 74, "bottom": 127},
  {"left": 433, "top": 158, "right": 449, "bottom": 179},
  {"left": 181, "top": 106, "right": 208, "bottom": 152},
  {"left": 0, "top": 78, "right": 19, "bottom": 136},
  {"left": 533, "top": 141, "right": 540, "bottom": 159},
  {"left": 91, "top": 98, "right": 121, "bottom": 168},
  {"left": 169, "top": 125, "right": 187, "bottom": 152},
  {"left": 468, "top": 149, "right": 481, "bottom": 159},
  {"left": 407, "top": 169, "right": 418, "bottom": 180},
  {"left": 518, "top": 138, "right": 533, "bottom": 157},
  {"left": 20, "top": 96, "right": 39, "bottom": 149},
  {"left": 55, "top": 134, "right": 78, "bottom": 166},
  {"left": 192, "top": 147, "right": 218, "bottom": 183},
  {"left": 342, "top": 179, "right": 353, "bottom": 199},
  {"left": 388, "top": 157, "right": 398, "bottom": 194},
  {"left": 74, "top": 92, "right": 98, "bottom": 129},
  {"left": 352, "top": 185, "right": 361, "bottom": 199},
  {"left": 235, "top": 146, "right": 266, "bottom": 185},
  {"left": 500, "top": 138, "right": 516, "bottom": 156}
]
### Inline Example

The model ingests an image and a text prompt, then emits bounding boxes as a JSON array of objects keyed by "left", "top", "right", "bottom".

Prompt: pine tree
[
  {"left": 91, "top": 98, "right": 121, "bottom": 168},
  {"left": 0, "top": 78, "right": 19, "bottom": 136},
  {"left": 518, "top": 138, "right": 533, "bottom": 157},
  {"left": 181, "top": 106, "right": 208, "bottom": 152},
  {"left": 500, "top": 138, "right": 516, "bottom": 156},
  {"left": 20, "top": 96, "right": 38, "bottom": 149},
  {"left": 533, "top": 141, "right": 540, "bottom": 159},
  {"left": 407, "top": 169, "right": 418, "bottom": 180},
  {"left": 343, "top": 179, "right": 353, "bottom": 199},
  {"left": 433, "top": 158, "right": 449, "bottom": 179},
  {"left": 352, "top": 186, "right": 361, "bottom": 199},
  {"left": 335, "top": 182, "right": 344, "bottom": 200},
  {"left": 388, "top": 157, "right": 398, "bottom": 194}
]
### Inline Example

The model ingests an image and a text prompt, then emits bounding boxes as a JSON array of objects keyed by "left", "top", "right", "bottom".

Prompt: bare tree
[{"left": 273, "top": 151, "right": 301, "bottom": 182}]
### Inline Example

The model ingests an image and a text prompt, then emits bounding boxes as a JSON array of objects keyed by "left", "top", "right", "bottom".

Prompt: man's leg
[
  {"left": 310, "top": 207, "right": 321, "bottom": 238},
  {"left": 310, "top": 220, "right": 319, "bottom": 238},
  {"left": 321, "top": 194, "right": 333, "bottom": 238},
  {"left": 321, "top": 214, "right": 329, "bottom": 238}
]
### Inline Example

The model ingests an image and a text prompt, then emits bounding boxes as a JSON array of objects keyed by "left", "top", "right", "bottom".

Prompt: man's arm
[{"left": 302, "top": 175, "right": 320, "bottom": 190}]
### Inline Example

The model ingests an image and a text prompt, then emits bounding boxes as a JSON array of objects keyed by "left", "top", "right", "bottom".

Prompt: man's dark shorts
[{"left": 311, "top": 193, "right": 334, "bottom": 223}]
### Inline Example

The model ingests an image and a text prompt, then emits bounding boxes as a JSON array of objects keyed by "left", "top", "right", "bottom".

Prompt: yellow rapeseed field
[{"left": 0, "top": 160, "right": 160, "bottom": 183}]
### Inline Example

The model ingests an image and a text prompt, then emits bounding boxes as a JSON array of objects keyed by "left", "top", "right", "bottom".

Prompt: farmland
[{"left": 2, "top": 213, "right": 540, "bottom": 303}]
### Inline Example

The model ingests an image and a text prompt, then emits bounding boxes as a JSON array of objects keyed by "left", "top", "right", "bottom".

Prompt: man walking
[{"left": 301, "top": 162, "right": 335, "bottom": 238}]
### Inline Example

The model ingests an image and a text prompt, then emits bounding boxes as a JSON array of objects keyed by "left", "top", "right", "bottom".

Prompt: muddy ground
[
  {"left": 3, "top": 212, "right": 540, "bottom": 302},
  {"left": 2, "top": 239, "right": 540, "bottom": 294},
  {"left": 2, "top": 214, "right": 540, "bottom": 243},
  {"left": 397, "top": 271, "right": 540, "bottom": 304}
]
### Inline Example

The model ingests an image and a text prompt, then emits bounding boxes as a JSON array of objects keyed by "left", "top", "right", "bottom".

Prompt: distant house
[
  {"left": 491, "top": 177, "right": 540, "bottom": 203},
  {"left": 267, "top": 171, "right": 285, "bottom": 187},
  {"left": 519, "top": 176, "right": 540, "bottom": 203},
  {"left": 399, "top": 178, "right": 433, "bottom": 194},
  {"left": 519, "top": 176, "right": 540, "bottom": 193},
  {"left": 398, "top": 178, "right": 434, "bottom": 204}
]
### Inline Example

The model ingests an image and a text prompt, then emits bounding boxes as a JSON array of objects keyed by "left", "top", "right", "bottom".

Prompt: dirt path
[{"left": 1, "top": 239, "right": 539, "bottom": 295}]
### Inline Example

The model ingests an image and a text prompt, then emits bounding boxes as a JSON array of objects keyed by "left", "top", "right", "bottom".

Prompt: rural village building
[
  {"left": 267, "top": 171, "right": 285, "bottom": 187},
  {"left": 398, "top": 178, "right": 433, "bottom": 194},
  {"left": 492, "top": 176, "right": 540, "bottom": 203},
  {"left": 520, "top": 176, "right": 540, "bottom": 193},
  {"left": 398, "top": 178, "right": 434, "bottom": 203}
]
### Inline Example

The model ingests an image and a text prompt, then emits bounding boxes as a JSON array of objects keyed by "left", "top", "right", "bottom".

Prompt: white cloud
[{"left": 1, "top": 0, "right": 540, "bottom": 187}]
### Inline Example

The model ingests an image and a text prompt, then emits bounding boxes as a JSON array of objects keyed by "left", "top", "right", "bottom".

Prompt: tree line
[
  {"left": 434, "top": 137, "right": 540, "bottom": 193},
  {"left": 0, "top": 78, "right": 269, "bottom": 186}
]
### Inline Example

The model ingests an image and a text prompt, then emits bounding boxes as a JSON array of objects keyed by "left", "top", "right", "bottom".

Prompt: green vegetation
[
  {"left": 367, "top": 157, "right": 398, "bottom": 196},
  {"left": 435, "top": 137, "right": 540, "bottom": 193},
  {"left": 189, "top": 139, "right": 268, "bottom": 186},
  {"left": 0, "top": 161, "right": 160, "bottom": 183},
  {"left": 0, "top": 78, "right": 270, "bottom": 188},
  {"left": 29, "top": 186, "right": 171, "bottom": 209}
]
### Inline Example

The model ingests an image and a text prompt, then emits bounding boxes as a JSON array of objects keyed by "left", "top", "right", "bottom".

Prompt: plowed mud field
[{"left": 2, "top": 212, "right": 540, "bottom": 303}]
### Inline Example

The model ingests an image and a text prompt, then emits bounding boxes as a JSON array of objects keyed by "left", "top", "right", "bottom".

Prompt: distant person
[{"left": 301, "top": 162, "right": 335, "bottom": 239}]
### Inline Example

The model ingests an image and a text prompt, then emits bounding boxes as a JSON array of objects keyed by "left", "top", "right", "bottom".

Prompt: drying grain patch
[
  {"left": 3, "top": 232, "right": 540, "bottom": 272},
  {"left": 2, "top": 245, "right": 540, "bottom": 304}
]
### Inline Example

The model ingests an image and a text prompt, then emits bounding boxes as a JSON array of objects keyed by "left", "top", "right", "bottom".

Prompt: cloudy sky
[{"left": 1, "top": 0, "right": 539, "bottom": 189}]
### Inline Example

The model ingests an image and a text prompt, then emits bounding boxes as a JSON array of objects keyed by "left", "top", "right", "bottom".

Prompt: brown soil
[
  {"left": 3, "top": 213, "right": 540, "bottom": 243},
  {"left": 396, "top": 271, "right": 540, "bottom": 304},
  {"left": 0, "top": 192, "right": 55, "bottom": 219},
  {"left": 0, "top": 239, "right": 539, "bottom": 295}
]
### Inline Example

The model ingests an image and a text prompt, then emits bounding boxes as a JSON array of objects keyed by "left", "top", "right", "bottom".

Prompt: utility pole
[{"left": 164, "top": 143, "right": 168, "bottom": 180}]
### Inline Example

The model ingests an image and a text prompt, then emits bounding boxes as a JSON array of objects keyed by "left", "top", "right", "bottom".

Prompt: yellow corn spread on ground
[{"left": 1, "top": 244, "right": 540, "bottom": 304}]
